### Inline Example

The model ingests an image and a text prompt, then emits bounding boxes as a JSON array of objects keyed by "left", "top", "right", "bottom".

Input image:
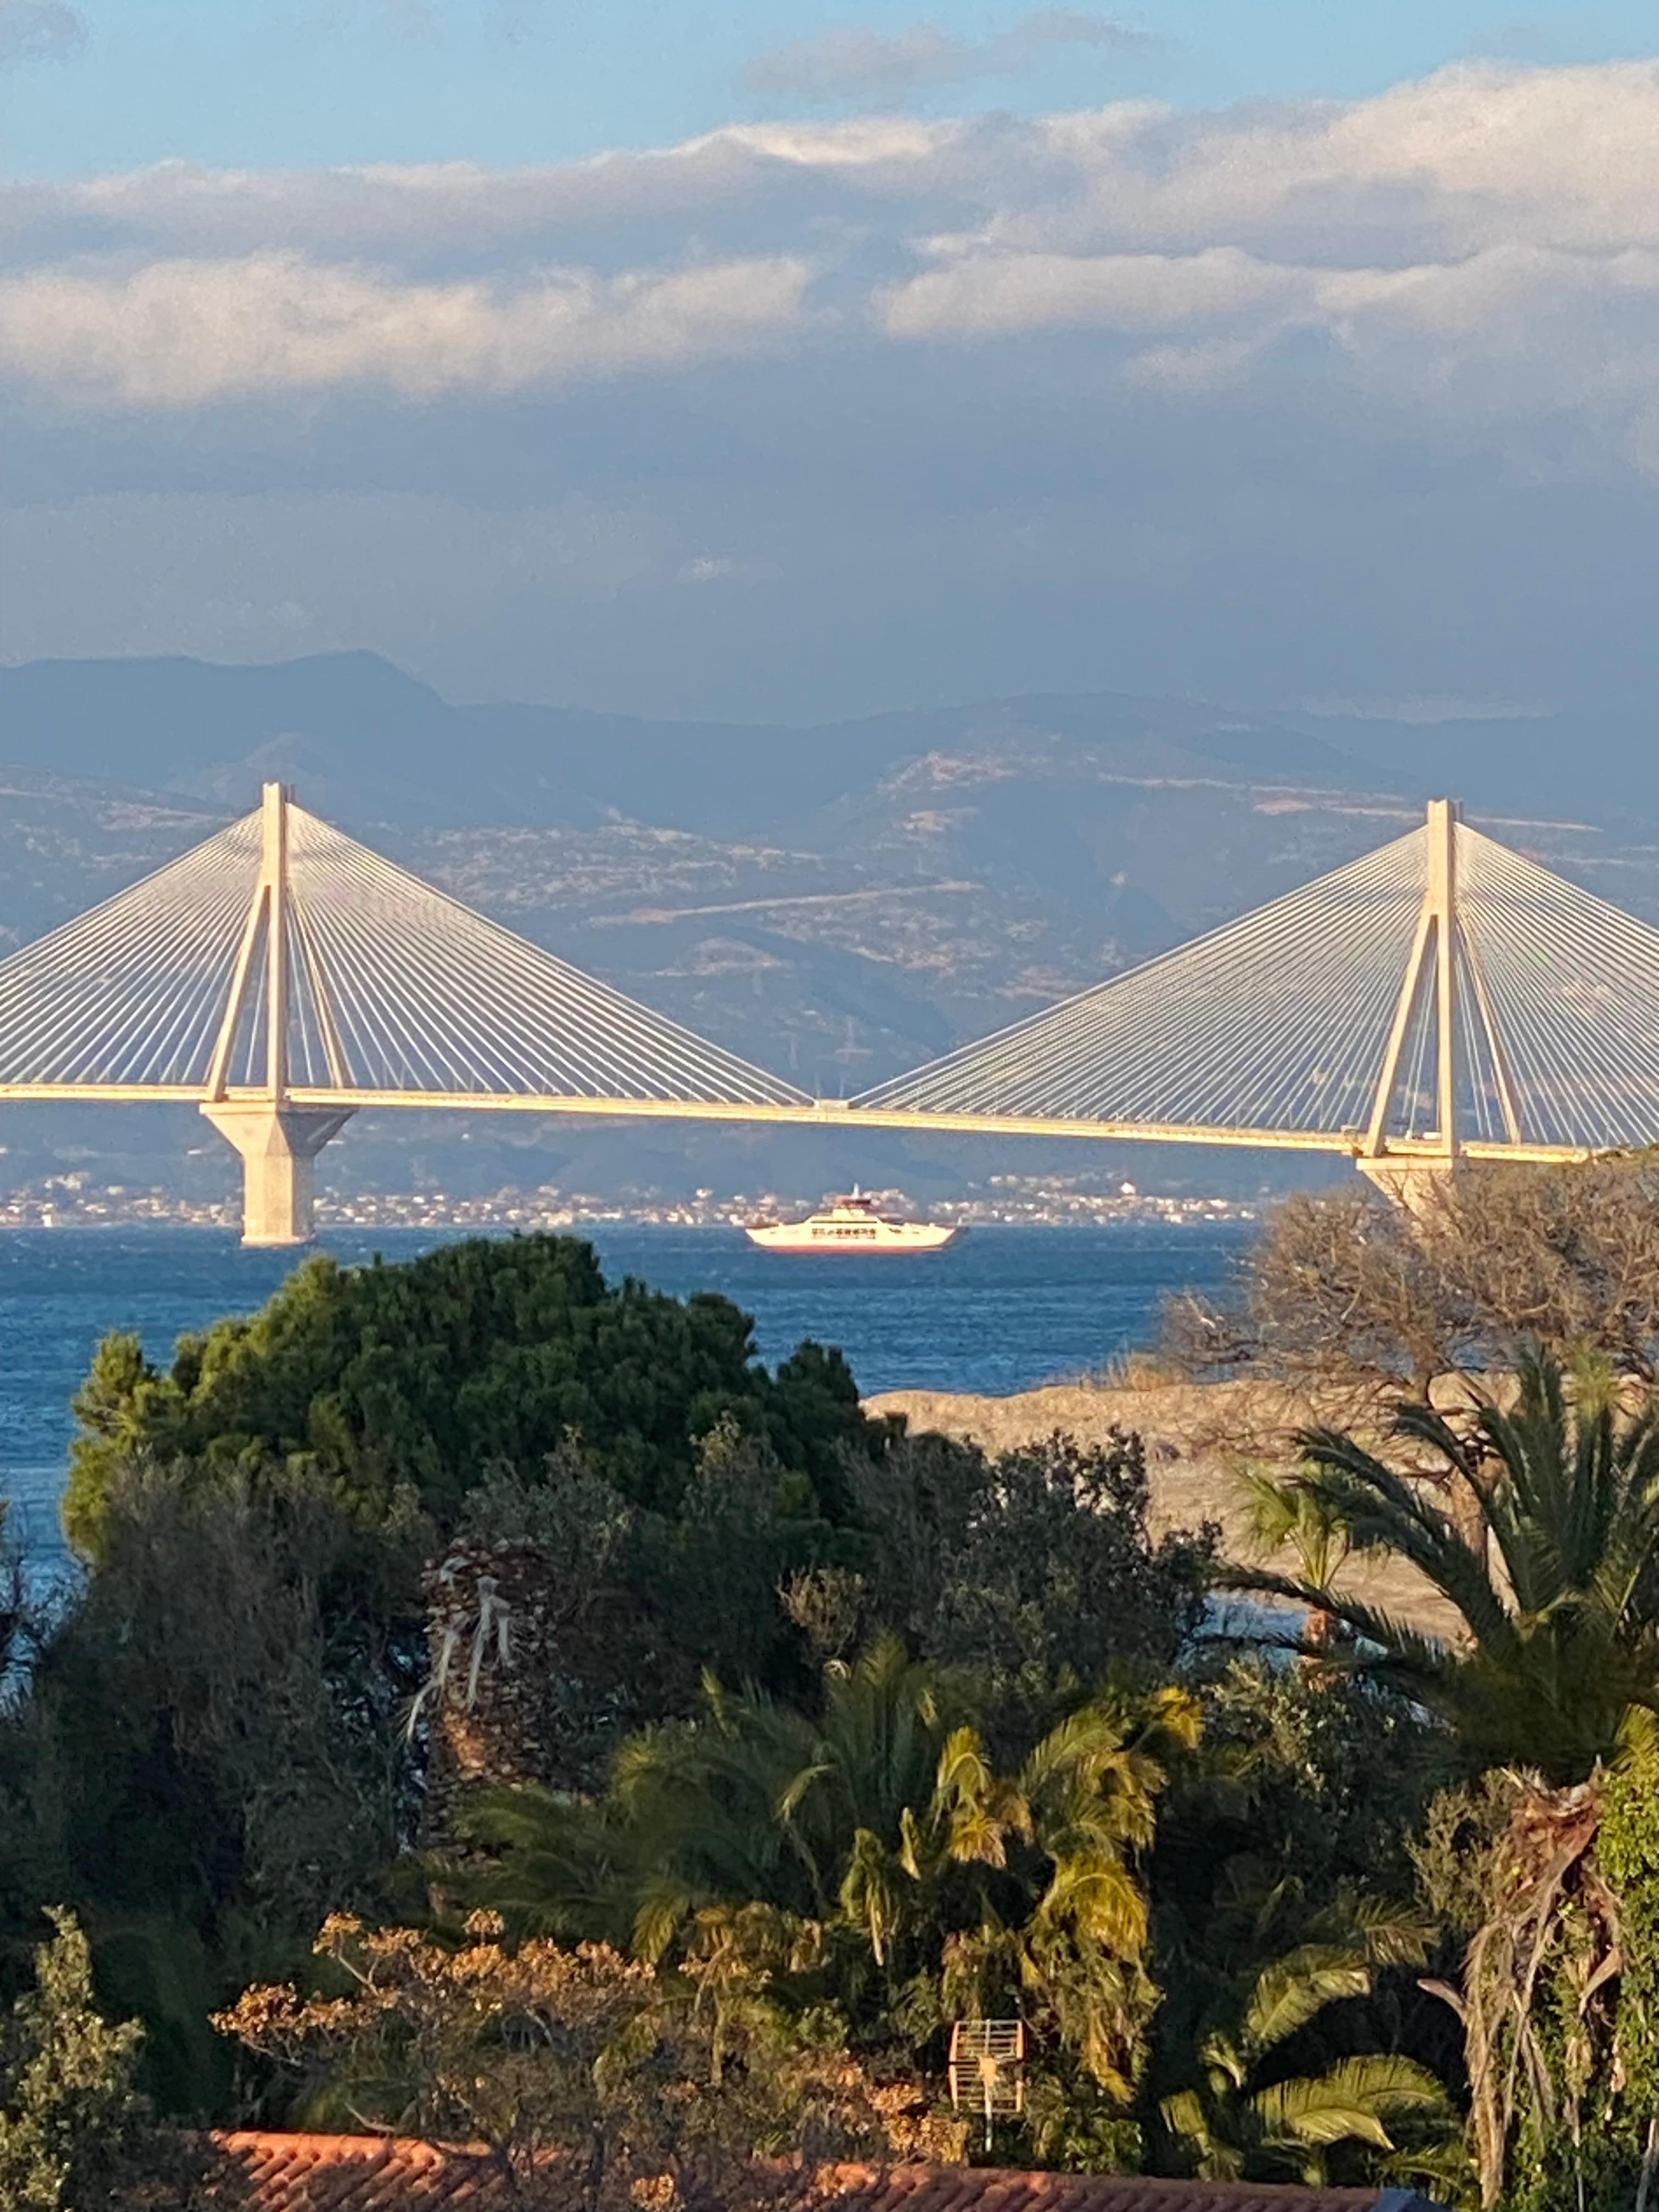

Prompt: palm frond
[
  {"left": 1240, "top": 1945, "right": 1372, "bottom": 2057},
  {"left": 1250, "top": 2053, "right": 1449, "bottom": 2152}
]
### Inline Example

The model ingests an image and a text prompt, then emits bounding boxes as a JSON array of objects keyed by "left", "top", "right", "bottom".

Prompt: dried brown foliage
[
  {"left": 1167, "top": 1153, "right": 1659, "bottom": 1413},
  {"left": 216, "top": 1915, "right": 962, "bottom": 2211},
  {"left": 1419, "top": 1776, "right": 1620, "bottom": 2208}
]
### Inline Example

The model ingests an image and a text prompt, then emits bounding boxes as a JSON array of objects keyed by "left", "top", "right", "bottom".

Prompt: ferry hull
[{"left": 744, "top": 1222, "right": 958, "bottom": 1252}]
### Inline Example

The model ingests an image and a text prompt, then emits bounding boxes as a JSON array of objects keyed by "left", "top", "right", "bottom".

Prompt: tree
[
  {"left": 1167, "top": 1153, "right": 1659, "bottom": 1410},
  {"left": 415, "top": 1422, "right": 1213, "bottom": 1820},
  {"left": 14, "top": 1238, "right": 895, "bottom": 2120},
  {"left": 0, "top": 1502, "right": 62, "bottom": 1977},
  {"left": 7, "top": 1464, "right": 424, "bottom": 2112},
  {"left": 1234, "top": 1352, "right": 1659, "bottom": 2207},
  {"left": 0, "top": 1502, "right": 43, "bottom": 1688},
  {"left": 1419, "top": 1775, "right": 1620, "bottom": 2210},
  {"left": 1167, "top": 1186, "right": 1459, "bottom": 1406},
  {"left": 1145, "top": 1659, "right": 1461, "bottom": 2193},
  {"left": 840, "top": 1429, "right": 1216, "bottom": 1746},
  {"left": 1158, "top": 1899, "right": 1451, "bottom": 2186},
  {"left": 1234, "top": 1466, "right": 1352, "bottom": 1650},
  {"left": 414, "top": 1419, "right": 871, "bottom": 1821},
  {"left": 454, "top": 1634, "right": 1200, "bottom": 2112},
  {"left": 65, "top": 1234, "right": 888, "bottom": 1558},
  {"left": 0, "top": 1908, "right": 144, "bottom": 2212},
  {"left": 1234, "top": 1352, "right": 1659, "bottom": 1780},
  {"left": 217, "top": 1913, "right": 964, "bottom": 2210}
]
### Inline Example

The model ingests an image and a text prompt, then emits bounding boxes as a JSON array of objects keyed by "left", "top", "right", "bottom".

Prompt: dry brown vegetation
[{"left": 1169, "top": 1153, "right": 1659, "bottom": 1403}]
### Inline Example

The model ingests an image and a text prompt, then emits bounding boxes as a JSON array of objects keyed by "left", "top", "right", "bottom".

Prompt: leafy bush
[
  {"left": 843, "top": 1427, "right": 1217, "bottom": 1746},
  {"left": 218, "top": 1912, "right": 964, "bottom": 2207},
  {"left": 65, "top": 1234, "right": 885, "bottom": 1555},
  {"left": 0, "top": 1909, "right": 144, "bottom": 2211}
]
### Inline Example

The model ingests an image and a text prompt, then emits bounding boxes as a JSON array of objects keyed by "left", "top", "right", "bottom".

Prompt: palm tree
[
  {"left": 935, "top": 1687, "right": 1201, "bottom": 2097},
  {"left": 1234, "top": 1465, "right": 1352, "bottom": 1650},
  {"left": 1159, "top": 1898, "right": 1451, "bottom": 2184},
  {"left": 1229, "top": 1350, "right": 1659, "bottom": 1780},
  {"left": 459, "top": 1634, "right": 1199, "bottom": 2100},
  {"left": 1229, "top": 1350, "right": 1659, "bottom": 2205}
]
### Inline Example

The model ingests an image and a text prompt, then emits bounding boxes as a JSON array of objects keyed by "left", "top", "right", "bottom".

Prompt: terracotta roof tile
[
  {"left": 210, "top": 2132, "right": 523, "bottom": 2208},
  {"left": 207, "top": 2137, "right": 1441, "bottom": 2212}
]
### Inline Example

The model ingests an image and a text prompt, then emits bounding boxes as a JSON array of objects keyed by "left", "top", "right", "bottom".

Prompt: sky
[{"left": 3, "top": 1, "right": 1658, "bottom": 723}]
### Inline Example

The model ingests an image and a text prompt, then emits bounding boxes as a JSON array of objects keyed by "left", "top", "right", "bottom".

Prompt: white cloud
[
  {"left": 0, "top": 59, "right": 1648, "bottom": 477},
  {"left": 880, "top": 244, "right": 1302, "bottom": 338},
  {"left": 0, "top": 250, "right": 812, "bottom": 404},
  {"left": 743, "top": 10, "right": 1150, "bottom": 102}
]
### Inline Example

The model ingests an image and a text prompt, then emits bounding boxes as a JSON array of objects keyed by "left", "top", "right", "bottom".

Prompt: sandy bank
[{"left": 865, "top": 1376, "right": 1465, "bottom": 1641}]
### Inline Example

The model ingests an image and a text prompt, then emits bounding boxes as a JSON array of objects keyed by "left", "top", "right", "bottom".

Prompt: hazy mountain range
[{"left": 2, "top": 653, "right": 1655, "bottom": 1209}]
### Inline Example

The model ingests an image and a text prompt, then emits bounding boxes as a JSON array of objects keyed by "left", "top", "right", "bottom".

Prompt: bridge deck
[
  {"left": 0, "top": 1080, "right": 1593, "bottom": 1164},
  {"left": 0, "top": 785, "right": 1645, "bottom": 1239}
]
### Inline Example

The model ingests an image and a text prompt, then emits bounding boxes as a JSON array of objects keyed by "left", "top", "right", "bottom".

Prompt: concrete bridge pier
[
  {"left": 200, "top": 1102, "right": 356, "bottom": 1246},
  {"left": 1356, "top": 1153, "right": 1460, "bottom": 1216}
]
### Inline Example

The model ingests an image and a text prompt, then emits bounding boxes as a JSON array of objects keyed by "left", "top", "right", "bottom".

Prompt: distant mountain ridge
[{"left": 0, "top": 651, "right": 1403, "bottom": 834}]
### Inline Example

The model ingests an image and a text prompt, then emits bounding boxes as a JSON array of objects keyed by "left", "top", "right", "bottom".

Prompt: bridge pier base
[
  {"left": 200, "top": 1103, "right": 356, "bottom": 1246},
  {"left": 1356, "top": 1153, "right": 1461, "bottom": 1216}
]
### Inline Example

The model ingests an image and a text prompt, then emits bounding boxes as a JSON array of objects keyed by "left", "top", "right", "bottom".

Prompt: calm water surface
[{"left": 0, "top": 1222, "right": 1252, "bottom": 1564}]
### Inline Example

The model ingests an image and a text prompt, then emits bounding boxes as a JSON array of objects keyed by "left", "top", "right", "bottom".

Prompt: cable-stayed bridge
[{"left": 2, "top": 785, "right": 1657, "bottom": 1242}]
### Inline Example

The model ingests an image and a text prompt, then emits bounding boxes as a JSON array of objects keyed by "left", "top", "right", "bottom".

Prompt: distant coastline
[{"left": 0, "top": 1180, "right": 1260, "bottom": 1234}]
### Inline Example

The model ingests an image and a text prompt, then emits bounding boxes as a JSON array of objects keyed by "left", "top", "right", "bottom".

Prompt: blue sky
[
  {"left": 3, "top": 5, "right": 1658, "bottom": 726},
  {"left": 8, "top": 0, "right": 1656, "bottom": 177}
]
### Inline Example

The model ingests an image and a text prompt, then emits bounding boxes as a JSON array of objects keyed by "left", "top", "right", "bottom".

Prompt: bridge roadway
[
  {"left": 0, "top": 1079, "right": 1590, "bottom": 1161},
  {"left": 0, "top": 785, "right": 1646, "bottom": 1241}
]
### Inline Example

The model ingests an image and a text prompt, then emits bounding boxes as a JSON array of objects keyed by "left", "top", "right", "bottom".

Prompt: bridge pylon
[
  {"left": 1353, "top": 796, "right": 1472, "bottom": 1211},
  {"left": 199, "top": 783, "right": 356, "bottom": 1244},
  {"left": 8, "top": 782, "right": 1659, "bottom": 1234}
]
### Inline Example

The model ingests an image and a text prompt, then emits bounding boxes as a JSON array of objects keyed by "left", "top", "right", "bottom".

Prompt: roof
[
  {"left": 206, "top": 2137, "right": 1443, "bottom": 2212},
  {"left": 211, "top": 2132, "right": 509, "bottom": 2205}
]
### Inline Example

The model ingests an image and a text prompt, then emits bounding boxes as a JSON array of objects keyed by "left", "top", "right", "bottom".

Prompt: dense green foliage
[
  {"left": 456, "top": 1637, "right": 1198, "bottom": 2121},
  {"left": 25, "top": 1195, "right": 1659, "bottom": 2204},
  {"left": 844, "top": 1428, "right": 1216, "bottom": 1748},
  {"left": 0, "top": 1465, "right": 423, "bottom": 2111},
  {"left": 1236, "top": 1351, "right": 1659, "bottom": 1780},
  {"left": 1158, "top": 1899, "right": 1447, "bottom": 2184},
  {"left": 65, "top": 1233, "right": 883, "bottom": 1554},
  {"left": 0, "top": 1909, "right": 145, "bottom": 2210},
  {"left": 2, "top": 1238, "right": 893, "bottom": 2119},
  {"left": 1254, "top": 1350, "right": 1659, "bottom": 2207}
]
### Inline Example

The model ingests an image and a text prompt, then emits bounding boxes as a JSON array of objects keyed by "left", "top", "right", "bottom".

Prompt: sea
[{"left": 0, "top": 1221, "right": 1254, "bottom": 1568}]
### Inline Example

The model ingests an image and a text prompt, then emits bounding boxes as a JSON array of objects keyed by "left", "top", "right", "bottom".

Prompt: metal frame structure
[{"left": 2, "top": 784, "right": 1654, "bottom": 1242}]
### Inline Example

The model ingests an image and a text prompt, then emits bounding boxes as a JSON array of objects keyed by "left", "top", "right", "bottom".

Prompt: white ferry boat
[{"left": 743, "top": 1188, "right": 959, "bottom": 1254}]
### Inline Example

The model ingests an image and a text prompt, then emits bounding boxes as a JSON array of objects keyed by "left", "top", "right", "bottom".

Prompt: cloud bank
[
  {"left": 4, "top": 58, "right": 1657, "bottom": 468},
  {"left": 0, "top": 252, "right": 810, "bottom": 403},
  {"left": 4, "top": 59, "right": 1659, "bottom": 715}
]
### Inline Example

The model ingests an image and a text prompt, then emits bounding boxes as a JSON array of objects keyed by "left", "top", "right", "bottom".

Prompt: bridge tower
[
  {"left": 1355, "top": 797, "right": 1509, "bottom": 1210},
  {"left": 199, "top": 783, "right": 354, "bottom": 1245}
]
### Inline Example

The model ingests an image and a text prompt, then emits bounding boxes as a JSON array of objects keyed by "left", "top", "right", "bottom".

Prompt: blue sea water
[{"left": 0, "top": 1222, "right": 1252, "bottom": 1566}]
